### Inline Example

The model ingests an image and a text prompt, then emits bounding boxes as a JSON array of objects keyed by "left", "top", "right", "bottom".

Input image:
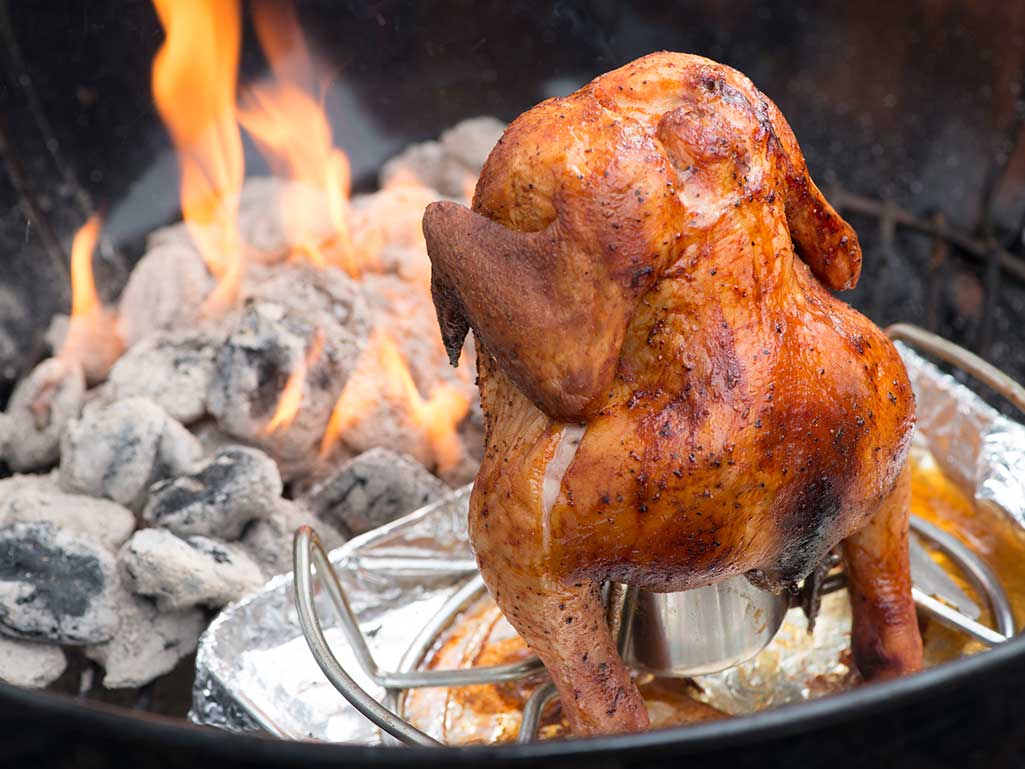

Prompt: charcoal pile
[{"left": 0, "top": 117, "right": 503, "bottom": 693}]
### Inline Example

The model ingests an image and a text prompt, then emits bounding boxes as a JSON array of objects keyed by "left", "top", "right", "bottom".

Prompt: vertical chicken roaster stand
[{"left": 291, "top": 323, "right": 1022, "bottom": 748}]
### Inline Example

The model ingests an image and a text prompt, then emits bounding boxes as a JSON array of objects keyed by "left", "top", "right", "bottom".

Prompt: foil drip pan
[{"left": 192, "top": 326, "right": 1025, "bottom": 744}]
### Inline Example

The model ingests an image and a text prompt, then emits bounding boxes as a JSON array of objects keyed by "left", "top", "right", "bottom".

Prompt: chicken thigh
[{"left": 422, "top": 52, "right": 922, "bottom": 736}]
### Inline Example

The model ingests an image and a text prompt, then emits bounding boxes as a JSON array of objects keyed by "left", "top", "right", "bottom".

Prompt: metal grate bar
[
  {"left": 925, "top": 212, "right": 948, "bottom": 333},
  {"left": 829, "top": 187, "right": 1025, "bottom": 283},
  {"left": 978, "top": 244, "right": 1003, "bottom": 359}
]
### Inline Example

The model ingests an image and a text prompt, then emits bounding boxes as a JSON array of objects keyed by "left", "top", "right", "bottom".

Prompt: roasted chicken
[{"left": 422, "top": 52, "right": 923, "bottom": 736}]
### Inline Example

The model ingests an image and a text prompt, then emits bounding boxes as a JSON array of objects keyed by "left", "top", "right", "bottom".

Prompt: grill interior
[{"left": 2, "top": 0, "right": 1025, "bottom": 725}]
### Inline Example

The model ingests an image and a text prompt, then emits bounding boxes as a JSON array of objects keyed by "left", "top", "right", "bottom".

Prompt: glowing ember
[
  {"left": 151, "top": 0, "right": 244, "bottom": 313},
  {"left": 349, "top": 184, "right": 439, "bottom": 287},
  {"left": 462, "top": 174, "right": 478, "bottom": 202},
  {"left": 264, "top": 328, "right": 326, "bottom": 435},
  {"left": 383, "top": 167, "right": 426, "bottom": 189},
  {"left": 59, "top": 215, "right": 123, "bottom": 383},
  {"left": 321, "top": 329, "right": 470, "bottom": 472},
  {"left": 238, "top": 0, "right": 355, "bottom": 274}
]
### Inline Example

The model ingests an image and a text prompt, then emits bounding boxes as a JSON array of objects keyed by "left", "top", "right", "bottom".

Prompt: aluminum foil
[
  {"left": 191, "top": 344, "right": 1025, "bottom": 742},
  {"left": 192, "top": 489, "right": 476, "bottom": 740},
  {"left": 897, "top": 342, "right": 1025, "bottom": 526}
]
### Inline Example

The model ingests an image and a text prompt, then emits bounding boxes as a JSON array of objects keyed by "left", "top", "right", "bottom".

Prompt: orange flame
[
  {"left": 462, "top": 173, "right": 478, "bottom": 202},
  {"left": 70, "top": 215, "right": 102, "bottom": 318},
  {"left": 61, "top": 216, "right": 123, "bottom": 382},
  {"left": 238, "top": 0, "right": 354, "bottom": 273},
  {"left": 383, "top": 167, "right": 426, "bottom": 189},
  {"left": 264, "top": 328, "right": 325, "bottom": 435},
  {"left": 151, "top": 0, "right": 244, "bottom": 313},
  {"left": 321, "top": 330, "right": 469, "bottom": 472}
]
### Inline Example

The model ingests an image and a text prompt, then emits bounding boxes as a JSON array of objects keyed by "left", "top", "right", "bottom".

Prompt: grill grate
[{"left": 829, "top": 186, "right": 1025, "bottom": 379}]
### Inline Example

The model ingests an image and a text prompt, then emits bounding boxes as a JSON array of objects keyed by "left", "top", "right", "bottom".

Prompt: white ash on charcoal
[
  {"left": 190, "top": 418, "right": 245, "bottom": 458},
  {"left": 42, "top": 316, "right": 68, "bottom": 358},
  {"left": 304, "top": 447, "right": 448, "bottom": 537},
  {"left": 440, "top": 116, "right": 507, "bottom": 175},
  {"left": 349, "top": 184, "right": 445, "bottom": 285},
  {"left": 102, "top": 329, "right": 220, "bottom": 425},
  {"left": 45, "top": 309, "right": 124, "bottom": 385},
  {"left": 58, "top": 397, "right": 202, "bottom": 511},
  {"left": 379, "top": 116, "right": 505, "bottom": 198},
  {"left": 233, "top": 177, "right": 299, "bottom": 264},
  {"left": 150, "top": 178, "right": 344, "bottom": 267},
  {"left": 207, "top": 266, "right": 370, "bottom": 477},
  {"left": 240, "top": 499, "right": 346, "bottom": 577},
  {"left": 234, "top": 178, "right": 348, "bottom": 265},
  {"left": 242, "top": 260, "right": 371, "bottom": 339},
  {"left": 379, "top": 143, "right": 466, "bottom": 200},
  {"left": 84, "top": 586, "right": 203, "bottom": 689},
  {"left": 0, "top": 487, "right": 135, "bottom": 552},
  {"left": 145, "top": 219, "right": 190, "bottom": 251},
  {"left": 0, "top": 471, "right": 60, "bottom": 503},
  {"left": 118, "top": 529, "right": 264, "bottom": 611},
  {"left": 205, "top": 300, "right": 338, "bottom": 476},
  {"left": 116, "top": 241, "right": 215, "bottom": 348},
  {"left": 143, "top": 445, "right": 282, "bottom": 540},
  {"left": 360, "top": 273, "right": 470, "bottom": 388},
  {"left": 323, "top": 342, "right": 470, "bottom": 475},
  {"left": 310, "top": 275, "right": 474, "bottom": 479},
  {"left": 0, "top": 522, "right": 121, "bottom": 644},
  {"left": 0, "top": 637, "right": 67, "bottom": 689},
  {"left": 0, "top": 118, "right": 510, "bottom": 705},
  {"left": 3, "top": 357, "right": 85, "bottom": 472}
]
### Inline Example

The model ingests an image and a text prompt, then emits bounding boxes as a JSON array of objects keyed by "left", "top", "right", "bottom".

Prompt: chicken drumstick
[{"left": 423, "top": 52, "right": 923, "bottom": 736}]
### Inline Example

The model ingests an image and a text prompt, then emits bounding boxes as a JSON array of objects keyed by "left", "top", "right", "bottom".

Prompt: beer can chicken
[{"left": 422, "top": 51, "right": 923, "bottom": 736}]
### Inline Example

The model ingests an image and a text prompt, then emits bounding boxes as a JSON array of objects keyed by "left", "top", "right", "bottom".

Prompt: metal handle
[
  {"left": 293, "top": 527, "right": 440, "bottom": 746},
  {"left": 517, "top": 682, "right": 558, "bottom": 744},
  {"left": 294, "top": 520, "right": 1012, "bottom": 746},
  {"left": 909, "top": 516, "right": 1014, "bottom": 643},
  {"left": 293, "top": 527, "right": 548, "bottom": 746},
  {"left": 886, "top": 322, "right": 1023, "bottom": 643}
]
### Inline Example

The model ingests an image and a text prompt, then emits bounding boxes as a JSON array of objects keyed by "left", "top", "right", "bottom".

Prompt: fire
[
  {"left": 321, "top": 330, "right": 469, "bottom": 472},
  {"left": 462, "top": 174, "right": 478, "bottom": 202},
  {"left": 70, "top": 215, "right": 102, "bottom": 318},
  {"left": 237, "top": 0, "right": 355, "bottom": 274},
  {"left": 143, "top": 0, "right": 474, "bottom": 479},
  {"left": 264, "top": 328, "right": 325, "bottom": 435},
  {"left": 151, "top": 0, "right": 244, "bottom": 313},
  {"left": 384, "top": 167, "right": 425, "bottom": 189},
  {"left": 60, "top": 215, "right": 123, "bottom": 382}
]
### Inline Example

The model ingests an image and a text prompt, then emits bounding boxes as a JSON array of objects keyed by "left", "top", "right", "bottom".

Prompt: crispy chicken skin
[{"left": 423, "top": 52, "right": 923, "bottom": 736}]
